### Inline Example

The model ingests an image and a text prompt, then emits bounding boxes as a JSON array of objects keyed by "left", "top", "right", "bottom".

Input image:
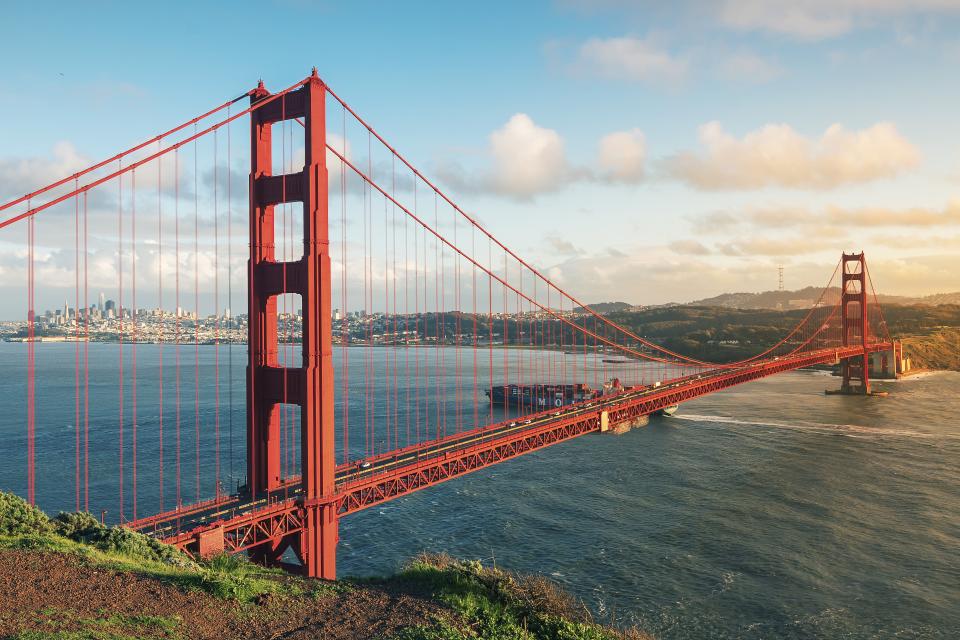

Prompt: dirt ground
[{"left": 0, "top": 549, "right": 449, "bottom": 639}]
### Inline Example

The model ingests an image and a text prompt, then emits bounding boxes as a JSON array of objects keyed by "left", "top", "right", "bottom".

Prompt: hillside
[
  {"left": 0, "top": 493, "right": 648, "bottom": 640},
  {"left": 592, "top": 304, "right": 960, "bottom": 369},
  {"left": 901, "top": 327, "right": 960, "bottom": 371},
  {"left": 683, "top": 288, "right": 960, "bottom": 311},
  {"left": 574, "top": 301, "right": 636, "bottom": 313}
]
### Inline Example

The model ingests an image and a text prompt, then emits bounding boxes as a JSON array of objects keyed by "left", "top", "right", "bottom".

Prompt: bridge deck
[{"left": 128, "top": 344, "right": 891, "bottom": 556}]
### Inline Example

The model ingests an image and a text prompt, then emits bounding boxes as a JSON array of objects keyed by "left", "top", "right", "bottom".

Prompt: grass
[
  {"left": 0, "top": 491, "right": 326, "bottom": 604},
  {"left": 383, "top": 553, "right": 651, "bottom": 640},
  {"left": 2, "top": 493, "right": 647, "bottom": 639},
  {"left": 0, "top": 530, "right": 303, "bottom": 603},
  {"left": 9, "top": 608, "right": 183, "bottom": 639}
]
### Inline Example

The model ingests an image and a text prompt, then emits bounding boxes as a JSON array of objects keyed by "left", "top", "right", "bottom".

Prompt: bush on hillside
[
  {"left": 52, "top": 511, "right": 190, "bottom": 566},
  {"left": 52, "top": 510, "right": 102, "bottom": 540},
  {"left": 0, "top": 492, "right": 52, "bottom": 536}
]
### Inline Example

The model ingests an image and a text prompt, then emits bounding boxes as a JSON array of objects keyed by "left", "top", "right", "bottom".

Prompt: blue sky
[{"left": 2, "top": 0, "right": 960, "bottom": 308}]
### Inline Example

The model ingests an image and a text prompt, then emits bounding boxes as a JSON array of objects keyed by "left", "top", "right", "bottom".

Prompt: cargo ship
[{"left": 486, "top": 383, "right": 595, "bottom": 410}]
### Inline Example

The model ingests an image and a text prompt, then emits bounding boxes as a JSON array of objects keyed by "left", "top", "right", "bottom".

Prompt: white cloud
[
  {"left": 0, "top": 142, "right": 90, "bottom": 204},
  {"left": 559, "top": 1, "right": 960, "bottom": 40},
  {"left": 438, "top": 115, "right": 648, "bottom": 198},
  {"left": 546, "top": 235, "right": 584, "bottom": 256},
  {"left": 668, "top": 239, "right": 712, "bottom": 255},
  {"left": 715, "top": 235, "right": 831, "bottom": 257},
  {"left": 717, "top": 51, "right": 784, "bottom": 82},
  {"left": 575, "top": 36, "right": 688, "bottom": 84},
  {"left": 598, "top": 129, "right": 646, "bottom": 182},
  {"left": 489, "top": 114, "right": 571, "bottom": 198},
  {"left": 664, "top": 121, "right": 920, "bottom": 190},
  {"left": 437, "top": 114, "right": 573, "bottom": 199},
  {"left": 698, "top": 200, "right": 960, "bottom": 231},
  {"left": 717, "top": 0, "right": 960, "bottom": 40}
]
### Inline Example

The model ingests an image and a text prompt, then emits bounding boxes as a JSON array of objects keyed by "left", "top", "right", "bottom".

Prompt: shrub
[
  {"left": 52, "top": 511, "right": 103, "bottom": 540},
  {"left": 0, "top": 492, "right": 51, "bottom": 536},
  {"left": 51, "top": 509, "right": 191, "bottom": 567},
  {"left": 93, "top": 525, "right": 186, "bottom": 565}
]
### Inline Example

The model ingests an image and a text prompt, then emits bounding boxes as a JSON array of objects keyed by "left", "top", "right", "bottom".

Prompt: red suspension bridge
[{"left": 0, "top": 70, "right": 897, "bottom": 580}]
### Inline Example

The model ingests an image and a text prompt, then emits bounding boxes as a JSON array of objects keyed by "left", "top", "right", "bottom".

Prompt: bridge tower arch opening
[{"left": 247, "top": 69, "right": 337, "bottom": 579}]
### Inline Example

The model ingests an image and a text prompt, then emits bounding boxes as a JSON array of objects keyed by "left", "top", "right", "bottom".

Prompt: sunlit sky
[{"left": 2, "top": 0, "right": 960, "bottom": 310}]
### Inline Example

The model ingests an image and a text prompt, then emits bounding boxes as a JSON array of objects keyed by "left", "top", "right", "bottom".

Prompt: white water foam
[{"left": 672, "top": 414, "right": 935, "bottom": 439}]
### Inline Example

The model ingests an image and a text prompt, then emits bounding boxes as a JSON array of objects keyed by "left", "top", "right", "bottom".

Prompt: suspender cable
[
  {"left": 26, "top": 200, "right": 35, "bottom": 505},
  {"left": 175, "top": 149, "right": 182, "bottom": 509},
  {"left": 487, "top": 235, "right": 493, "bottom": 425},
  {"left": 434, "top": 193, "right": 441, "bottom": 440},
  {"left": 502, "top": 250, "right": 507, "bottom": 417},
  {"left": 213, "top": 129, "right": 221, "bottom": 497},
  {"left": 74, "top": 183, "right": 81, "bottom": 512},
  {"left": 384, "top": 177, "right": 391, "bottom": 451},
  {"left": 454, "top": 207, "right": 461, "bottom": 434},
  {"left": 404, "top": 173, "right": 411, "bottom": 447},
  {"left": 438, "top": 197, "right": 446, "bottom": 439},
  {"left": 472, "top": 224, "right": 478, "bottom": 430},
  {"left": 281, "top": 116, "right": 287, "bottom": 479},
  {"left": 118, "top": 163, "right": 125, "bottom": 521},
  {"left": 193, "top": 131, "right": 200, "bottom": 502},
  {"left": 340, "top": 107, "right": 349, "bottom": 466},
  {"left": 392, "top": 159, "right": 399, "bottom": 449},
  {"left": 157, "top": 149, "right": 164, "bottom": 511},
  {"left": 364, "top": 132, "right": 370, "bottom": 457},
  {"left": 414, "top": 181, "right": 420, "bottom": 445},
  {"left": 132, "top": 168, "right": 138, "bottom": 521},
  {"left": 227, "top": 106, "right": 234, "bottom": 491},
  {"left": 83, "top": 191, "right": 90, "bottom": 512}
]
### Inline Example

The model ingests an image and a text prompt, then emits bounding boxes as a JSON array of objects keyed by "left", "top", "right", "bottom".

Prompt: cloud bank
[{"left": 663, "top": 121, "right": 920, "bottom": 190}]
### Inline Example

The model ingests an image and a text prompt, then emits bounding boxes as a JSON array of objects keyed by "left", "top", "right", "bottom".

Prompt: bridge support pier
[{"left": 247, "top": 70, "right": 338, "bottom": 579}]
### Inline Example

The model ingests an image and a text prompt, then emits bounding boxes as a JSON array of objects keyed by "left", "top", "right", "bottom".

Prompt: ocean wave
[{"left": 672, "top": 413, "right": 938, "bottom": 439}]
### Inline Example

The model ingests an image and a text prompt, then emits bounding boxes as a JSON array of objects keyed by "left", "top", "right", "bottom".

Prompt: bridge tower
[
  {"left": 839, "top": 252, "right": 871, "bottom": 394},
  {"left": 247, "top": 70, "right": 337, "bottom": 578}
]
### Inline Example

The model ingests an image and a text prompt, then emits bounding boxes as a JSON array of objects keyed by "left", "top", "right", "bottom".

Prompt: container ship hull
[{"left": 486, "top": 383, "right": 594, "bottom": 410}]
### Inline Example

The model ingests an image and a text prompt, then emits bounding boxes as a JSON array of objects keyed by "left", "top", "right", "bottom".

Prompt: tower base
[{"left": 824, "top": 386, "right": 888, "bottom": 397}]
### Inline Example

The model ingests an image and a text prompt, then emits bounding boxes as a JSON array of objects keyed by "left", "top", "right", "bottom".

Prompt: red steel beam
[{"left": 158, "top": 344, "right": 890, "bottom": 559}]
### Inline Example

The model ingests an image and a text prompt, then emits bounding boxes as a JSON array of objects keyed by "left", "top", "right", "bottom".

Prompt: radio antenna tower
[{"left": 778, "top": 264, "right": 784, "bottom": 291}]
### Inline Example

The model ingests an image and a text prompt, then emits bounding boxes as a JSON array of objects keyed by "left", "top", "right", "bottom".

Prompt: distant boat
[{"left": 602, "top": 359, "right": 630, "bottom": 364}]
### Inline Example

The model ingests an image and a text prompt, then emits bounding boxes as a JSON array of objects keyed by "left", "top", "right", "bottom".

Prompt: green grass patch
[
  {"left": 386, "top": 554, "right": 650, "bottom": 640},
  {"left": 11, "top": 607, "right": 183, "bottom": 639},
  {"left": 0, "top": 492, "right": 322, "bottom": 604}
]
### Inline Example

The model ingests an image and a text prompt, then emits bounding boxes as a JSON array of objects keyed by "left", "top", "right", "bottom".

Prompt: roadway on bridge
[{"left": 130, "top": 350, "right": 849, "bottom": 542}]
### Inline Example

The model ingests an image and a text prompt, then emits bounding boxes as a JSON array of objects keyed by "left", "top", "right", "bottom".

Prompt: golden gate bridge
[{"left": 0, "top": 69, "right": 897, "bottom": 580}]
